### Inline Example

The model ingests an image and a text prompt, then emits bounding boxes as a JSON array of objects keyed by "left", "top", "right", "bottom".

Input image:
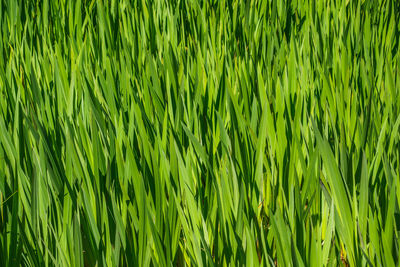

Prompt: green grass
[{"left": 0, "top": 0, "right": 399, "bottom": 266}]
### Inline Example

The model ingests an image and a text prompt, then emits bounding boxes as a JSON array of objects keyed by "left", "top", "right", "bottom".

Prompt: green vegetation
[{"left": 0, "top": 0, "right": 399, "bottom": 266}]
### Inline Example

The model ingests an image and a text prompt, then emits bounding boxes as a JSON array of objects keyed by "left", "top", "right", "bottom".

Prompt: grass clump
[{"left": 0, "top": 0, "right": 399, "bottom": 266}]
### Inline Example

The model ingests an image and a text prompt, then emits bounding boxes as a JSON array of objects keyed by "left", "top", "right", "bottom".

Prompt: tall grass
[{"left": 0, "top": 0, "right": 399, "bottom": 266}]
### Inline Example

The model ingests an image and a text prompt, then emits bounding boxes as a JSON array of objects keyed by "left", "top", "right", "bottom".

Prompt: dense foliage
[{"left": 0, "top": 0, "right": 399, "bottom": 266}]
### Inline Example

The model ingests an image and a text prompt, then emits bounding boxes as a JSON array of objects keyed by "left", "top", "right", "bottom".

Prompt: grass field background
[{"left": 0, "top": 0, "right": 399, "bottom": 266}]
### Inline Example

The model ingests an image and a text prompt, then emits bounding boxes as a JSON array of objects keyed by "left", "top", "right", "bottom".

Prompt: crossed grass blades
[{"left": 0, "top": 0, "right": 399, "bottom": 266}]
